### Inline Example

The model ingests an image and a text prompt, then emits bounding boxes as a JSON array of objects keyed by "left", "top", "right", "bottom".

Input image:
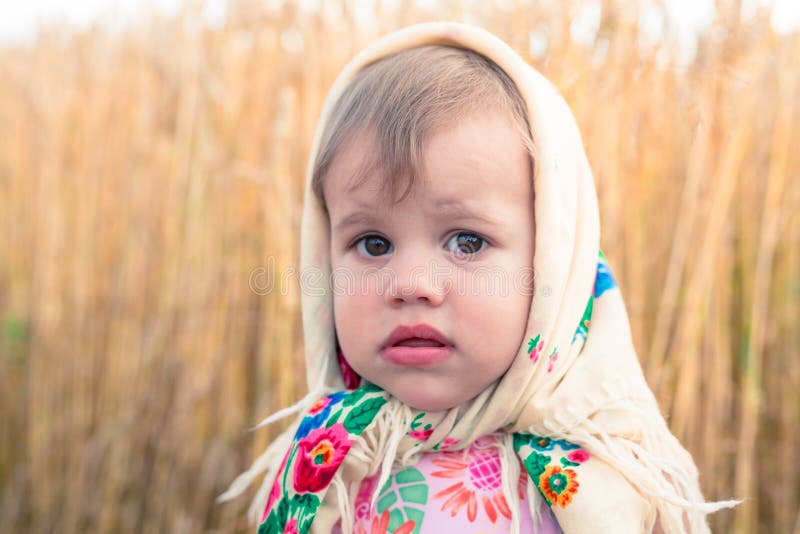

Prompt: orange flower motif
[
  {"left": 354, "top": 510, "right": 415, "bottom": 534},
  {"left": 538, "top": 465, "right": 579, "bottom": 508},
  {"left": 430, "top": 444, "right": 526, "bottom": 524}
]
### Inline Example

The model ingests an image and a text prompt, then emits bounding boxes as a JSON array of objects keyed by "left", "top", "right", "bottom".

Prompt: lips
[
  {"left": 381, "top": 324, "right": 452, "bottom": 349},
  {"left": 380, "top": 324, "right": 454, "bottom": 366},
  {"left": 394, "top": 338, "right": 444, "bottom": 347}
]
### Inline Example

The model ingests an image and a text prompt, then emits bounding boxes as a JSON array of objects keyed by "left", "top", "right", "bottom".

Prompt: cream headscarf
[{"left": 220, "top": 22, "right": 738, "bottom": 533}]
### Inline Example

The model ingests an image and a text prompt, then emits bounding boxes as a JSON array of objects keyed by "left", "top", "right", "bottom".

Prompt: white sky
[
  {"left": 0, "top": 0, "right": 798, "bottom": 45},
  {"left": 0, "top": 0, "right": 227, "bottom": 44}
]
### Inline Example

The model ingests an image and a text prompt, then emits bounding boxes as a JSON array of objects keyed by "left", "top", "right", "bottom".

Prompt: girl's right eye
[{"left": 354, "top": 235, "right": 393, "bottom": 257}]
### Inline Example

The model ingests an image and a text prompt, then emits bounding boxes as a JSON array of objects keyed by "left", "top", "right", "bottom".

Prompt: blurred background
[{"left": 0, "top": 0, "right": 798, "bottom": 532}]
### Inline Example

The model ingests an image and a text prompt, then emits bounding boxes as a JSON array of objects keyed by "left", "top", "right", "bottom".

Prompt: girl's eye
[
  {"left": 446, "top": 232, "right": 487, "bottom": 256},
  {"left": 355, "top": 235, "right": 393, "bottom": 257}
]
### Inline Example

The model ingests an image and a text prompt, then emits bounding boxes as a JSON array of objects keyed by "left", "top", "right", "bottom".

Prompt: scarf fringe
[
  {"left": 248, "top": 387, "right": 332, "bottom": 431},
  {"left": 323, "top": 400, "right": 415, "bottom": 533},
  {"left": 531, "top": 377, "right": 740, "bottom": 533},
  {"left": 369, "top": 402, "right": 415, "bottom": 514},
  {"left": 497, "top": 433, "right": 523, "bottom": 534},
  {"left": 215, "top": 387, "right": 326, "bottom": 524},
  {"left": 332, "top": 475, "right": 353, "bottom": 534},
  {"left": 223, "top": 378, "right": 739, "bottom": 531}
]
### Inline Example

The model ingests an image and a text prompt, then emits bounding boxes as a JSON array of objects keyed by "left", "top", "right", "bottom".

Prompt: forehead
[{"left": 323, "top": 111, "right": 531, "bottom": 212}]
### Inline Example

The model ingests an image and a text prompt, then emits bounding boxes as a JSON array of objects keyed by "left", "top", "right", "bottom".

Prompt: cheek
[
  {"left": 331, "top": 261, "right": 391, "bottom": 350},
  {"left": 332, "top": 291, "right": 377, "bottom": 350},
  {"left": 457, "top": 285, "right": 532, "bottom": 362},
  {"left": 331, "top": 259, "right": 388, "bottom": 297}
]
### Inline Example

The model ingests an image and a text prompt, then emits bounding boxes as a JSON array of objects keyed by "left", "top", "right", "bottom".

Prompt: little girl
[{"left": 220, "top": 22, "right": 738, "bottom": 533}]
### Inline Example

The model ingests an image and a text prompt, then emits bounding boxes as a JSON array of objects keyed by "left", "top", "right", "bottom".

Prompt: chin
[{"left": 392, "top": 389, "right": 469, "bottom": 412}]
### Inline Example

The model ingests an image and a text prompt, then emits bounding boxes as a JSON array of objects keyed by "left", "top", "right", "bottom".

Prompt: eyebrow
[
  {"left": 333, "top": 200, "right": 504, "bottom": 232},
  {"left": 435, "top": 201, "right": 504, "bottom": 227},
  {"left": 333, "top": 211, "right": 381, "bottom": 232}
]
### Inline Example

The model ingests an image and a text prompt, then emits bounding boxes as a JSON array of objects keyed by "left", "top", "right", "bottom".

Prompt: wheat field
[{"left": 0, "top": 1, "right": 798, "bottom": 532}]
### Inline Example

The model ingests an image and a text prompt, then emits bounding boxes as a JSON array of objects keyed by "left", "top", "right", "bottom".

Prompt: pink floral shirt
[{"left": 335, "top": 435, "right": 561, "bottom": 534}]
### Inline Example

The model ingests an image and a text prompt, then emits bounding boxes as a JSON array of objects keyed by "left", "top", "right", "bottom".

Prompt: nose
[{"left": 384, "top": 253, "right": 445, "bottom": 307}]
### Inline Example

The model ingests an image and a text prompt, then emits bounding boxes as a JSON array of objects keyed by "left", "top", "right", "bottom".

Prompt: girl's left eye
[{"left": 446, "top": 232, "right": 488, "bottom": 256}]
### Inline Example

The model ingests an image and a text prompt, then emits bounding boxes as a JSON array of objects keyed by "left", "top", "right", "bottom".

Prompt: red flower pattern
[
  {"left": 528, "top": 335, "right": 544, "bottom": 363},
  {"left": 293, "top": 424, "right": 353, "bottom": 494},
  {"left": 308, "top": 396, "right": 331, "bottom": 415},
  {"left": 354, "top": 510, "right": 415, "bottom": 534},
  {"left": 262, "top": 448, "right": 291, "bottom": 522},
  {"left": 283, "top": 518, "right": 299, "bottom": 534},
  {"left": 408, "top": 428, "right": 434, "bottom": 441},
  {"left": 546, "top": 350, "right": 559, "bottom": 373},
  {"left": 567, "top": 449, "right": 590, "bottom": 464}
]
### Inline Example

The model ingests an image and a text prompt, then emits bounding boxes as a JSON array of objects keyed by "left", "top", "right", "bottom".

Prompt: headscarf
[{"left": 219, "top": 21, "right": 738, "bottom": 533}]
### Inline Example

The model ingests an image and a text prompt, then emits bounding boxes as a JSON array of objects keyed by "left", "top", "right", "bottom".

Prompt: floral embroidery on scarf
[
  {"left": 408, "top": 428, "right": 433, "bottom": 441},
  {"left": 432, "top": 437, "right": 460, "bottom": 451},
  {"left": 295, "top": 391, "right": 347, "bottom": 439},
  {"left": 594, "top": 251, "right": 617, "bottom": 297},
  {"left": 407, "top": 412, "right": 433, "bottom": 443},
  {"left": 539, "top": 465, "right": 580, "bottom": 507},
  {"left": 526, "top": 436, "right": 581, "bottom": 452},
  {"left": 259, "top": 385, "right": 388, "bottom": 534},
  {"left": 572, "top": 296, "right": 593, "bottom": 343},
  {"left": 528, "top": 333, "right": 544, "bottom": 362},
  {"left": 293, "top": 424, "right": 353, "bottom": 493},
  {"left": 561, "top": 449, "right": 590, "bottom": 467},
  {"left": 546, "top": 347, "right": 559, "bottom": 373},
  {"left": 572, "top": 252, "right": 621, "bottom": 343},
  {"left": 258, "top": 493, "right": 321, "bottom": 534},
  {"left": 513, "top": 434, "right": 589, "bottom": 509},
  {"left": 263, "top": 449, "right": 291, "bottom": 522}
]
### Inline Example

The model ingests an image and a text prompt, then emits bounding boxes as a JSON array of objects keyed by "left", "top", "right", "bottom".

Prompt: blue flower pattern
[
  {"left": 594, "top": 252, "right": 617, "bottom": 298},
  {"left": 295, "top": 391, "right": 348, "bottom": 439}
]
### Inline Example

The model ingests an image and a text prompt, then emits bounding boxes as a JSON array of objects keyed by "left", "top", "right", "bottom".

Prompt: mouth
[
  {"left": 381, "top": 323, "right": 452, "bottom": 349},
  {"left": 392, "top": 337, "right": 445, "bottom": 347},
  {"left": 380, "top": 324, "right": 454, "bottom": 366}
]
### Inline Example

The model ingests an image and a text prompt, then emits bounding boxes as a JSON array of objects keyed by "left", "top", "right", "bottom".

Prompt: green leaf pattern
[{"left": 376, "top": 467, "right": 428, "bottom": 534}]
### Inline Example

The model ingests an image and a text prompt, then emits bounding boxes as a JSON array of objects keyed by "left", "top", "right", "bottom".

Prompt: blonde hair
[{"left": 311, "top": 44, "right": 535, "bottom": 205}]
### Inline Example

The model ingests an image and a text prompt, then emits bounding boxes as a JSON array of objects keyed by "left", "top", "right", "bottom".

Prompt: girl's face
[{"left": 324, "top": 110, "right": 535, "bottom": 411}]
